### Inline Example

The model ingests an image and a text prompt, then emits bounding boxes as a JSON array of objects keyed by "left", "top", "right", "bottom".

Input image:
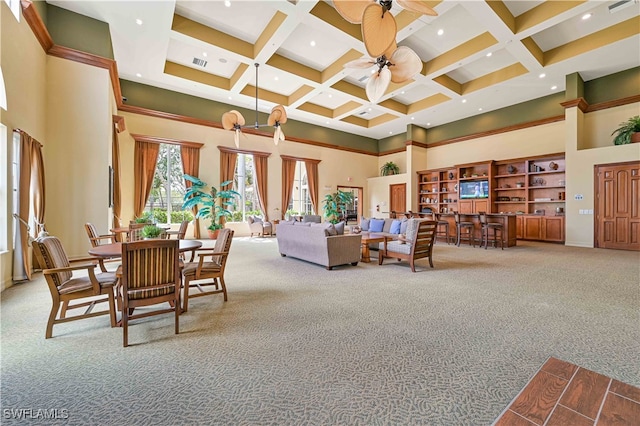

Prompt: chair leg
[
  {"left": 219, "top": 277, "right": 228, "bottom": 301},
  {"left": 123, "top": 308, "right": 129, "bottom": 347},
  {"left": 183, "top": 278, "right": 190, "bottom": 313},
  {"left": 45, "top": 302, "right": 59, "bottom": 339},
  {"left": 108, "top": 290, "right": 117, "bottom": 328}
]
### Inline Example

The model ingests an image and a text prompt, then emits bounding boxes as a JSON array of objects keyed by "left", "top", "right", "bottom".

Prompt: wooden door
[
  {"left": 596, "top": 161, "right": 640, "bottom": 250},
  {"left": 389, "top": 183, "right": 406, "bottom": 215}
]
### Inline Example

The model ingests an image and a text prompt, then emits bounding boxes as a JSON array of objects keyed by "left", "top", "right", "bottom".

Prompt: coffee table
[{"left": 360, "top": 233, "right": 386, "bottom": 263}]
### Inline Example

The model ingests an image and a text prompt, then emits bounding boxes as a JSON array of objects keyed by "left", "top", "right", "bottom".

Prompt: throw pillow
[
  {"left": 369, "top": 218, "right": 385, "bottom": 232},
  {"left": 360, "top": 217, "right": 370, "bottom": 231},
  {"left": 334, "top": 221, "right": 345, "bottom": 235},
  {"left": 400, "top": 218, "right": 409, "bottom": 234},
  {"left": 389, "top": 219, "right": 402, "bottom": 234},
  {"left": 324, "top": 223, "right": 337, "bottom": 236}
]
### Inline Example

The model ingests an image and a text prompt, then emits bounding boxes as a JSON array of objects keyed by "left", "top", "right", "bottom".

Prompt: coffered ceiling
[{"left": 48, "top": 0, "right": 640, "bottom": 140}]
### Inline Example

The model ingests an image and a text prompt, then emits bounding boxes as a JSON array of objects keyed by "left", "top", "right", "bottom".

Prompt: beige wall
[
  {"left": 45, "top": 57, "right": 112, "bottom": 258},
  {"left": 1, "top": 3, "right": 47, "bottom": 290},
  {"left": 378, "top": 151, "right": 405, "bottom": 173},
  {"left": 565, "top": 105, "right": 640, "bottom": 247},
  {"left": 582, "top": 103, "right": 640, "bottom": 150},
  {"left": 366, "top": 173, "right": 408, "bottom": 218}
]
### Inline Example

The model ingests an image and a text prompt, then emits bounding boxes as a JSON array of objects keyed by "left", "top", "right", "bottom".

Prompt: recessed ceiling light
[
  {"left": 202, "top": 52, "right": 208, "bottom": 58},
  {"left": 370, "top": 69, "right": 376, "bottom": 74},
  {"left": 326, "top": 121, "right": 330, "bottom": 125},
  {"left": 427, "top": 123, "right": 431, "bottom": 126},
  {"left": 437, "top": 29, "right": 444, "bottom": 36},
  {"left": 539, "top": 73, "right": 546, "bottom": 78},
  {"left": 486, "top": 52, "right": 492, "bottom": 57},
  {"left": 582, "top": 13, "right": 592, "bottom": 20},
  {"left": 389, "top": 131, "right": 393, "bottom": 134},
  {"left": 551, "top": 85, "right": 558, "bottom": 90},
  {"left": 136, "top": 73, "right": 142, "bottom": 78},
  {"left": 411, "top": 117, "right": 415, "bottom": 120},
  {"left": 228, "top": 96, "right": 232, "bottom": 100},
  {"left": 328, "top": 94, "right": 332, "bottom": 98},
  {"left": 135, "top": 18, "right": 143, "bottom": 25},
  {"left": 274, "top": 76, "right": 279, "bottom": 81},
  {"left": 224, "top": 0, "right": 231, "bottom": 7},
  {"left": 478, "top": 108, "right": 483, "bottom": 111},
  {"left": 310, "top": 40, "right": 316, "bottom": 47},
  {"left": 462, "top": 99, "right": 467, "bottom": 103},
  {"left": 401, "top": 91, "right": 405, "bottom": 94},
  {"left": 368, "top": 107, "right": 372, "bottom": 111}
]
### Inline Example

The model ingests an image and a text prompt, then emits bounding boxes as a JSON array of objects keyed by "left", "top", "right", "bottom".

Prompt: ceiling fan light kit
[{"left": 221, "top": 63, "right": 286, "bottom": 148}]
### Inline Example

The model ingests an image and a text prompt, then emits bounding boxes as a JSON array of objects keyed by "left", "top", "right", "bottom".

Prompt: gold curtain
[
  {"left": 181, "top": 145, "right": 201, "bottom": 239},
  {"left": 304, "top": 161, "right": 319, "bottom": 215},
  {"left": 14, "top": 131, "right": 44, "bottom": 280},
  {"left": 253, "top": 155, "right": 269, "bottom": 221},
  {"left": 219, "top": 150, "right": 237, "bottom": 227},
  {"left": 133, "top": 141, "right": 160, "bottom": 218},
  {"left": 281, "top": 158, "right": 296, "bottom": 216},
  {"left": 112, "top": 122, "right": 122, "bottom": 234}
]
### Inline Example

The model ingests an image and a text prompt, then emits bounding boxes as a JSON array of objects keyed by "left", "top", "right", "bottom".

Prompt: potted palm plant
[
  {"left": 323, "top": 190, "right": 354, "bottom": 224},
  {"left": 182, "top": 174, "right": 240, "bottom": 239},
  {"left": 380, "top": 161, "right": 400, "bottom": 176},
  {"left": 612, "top": 115, "right": 640, "bottom": 145}
]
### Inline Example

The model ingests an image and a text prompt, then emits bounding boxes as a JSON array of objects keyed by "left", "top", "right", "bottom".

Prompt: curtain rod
[{"left": 13, "top": 129, "right": 43, "bottom": 147}]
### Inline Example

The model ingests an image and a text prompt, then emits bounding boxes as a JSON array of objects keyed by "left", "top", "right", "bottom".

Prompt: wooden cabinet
[
  {"left": 516, "top": 215, "right": 523, "bottom": 239},
  {"left": 460, "top": 199, "right": 489, "bottom": 214},
  {"left": 522, "top": 216, "right": 564, "bottom": 242}
]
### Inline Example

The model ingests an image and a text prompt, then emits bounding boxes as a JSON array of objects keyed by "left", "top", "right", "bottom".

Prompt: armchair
[
  {"left": 378, "top": 219, "right": 437, "bottom": 272},
  {"left": 247, "top": 216, "right": 272, "bottom": 237},
  {"left": 119, "top": 239, "right": 181, "bottom": 347},
  {"left": 84, "top": 222, "right": 119, "bottom": 272},
  {"left": 32, "top": 236, "right": 117, "bottom": 338}
]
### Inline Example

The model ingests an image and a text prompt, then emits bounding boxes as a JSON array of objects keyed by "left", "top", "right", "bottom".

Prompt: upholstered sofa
[{"left": 276, "top": 221, "right": 362, "bottom": 270}]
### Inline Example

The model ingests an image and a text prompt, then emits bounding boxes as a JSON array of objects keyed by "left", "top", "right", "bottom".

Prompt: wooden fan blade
[
  {"left": 230, "top": 110, "right": 245, "bottom": 126},
  {"left": 366, "top": 68, "right": 391, "bottom": 103},
  {"left": 333, "top": 0, "right": 373, "bottom": 24},
  {"left": 344, "top": 58, "right": 376, "bottom": 69},
  {"left": 233, "top": 129, "right": 240, "bottom": 148},
  {"left": 383, "top": 41, "right": 398, "bottom": 59},
  {"left": 273, "top": 128, "right": 279, "bottom": 146},
  {"left": 362, "top": 3, "right": 397, "bottom": 58},
  {"left": 389, "top": 46, "right": 422, "bottom": 83},
  {"left": 396, "top": 0, "right": 438, "bottom": 16}
]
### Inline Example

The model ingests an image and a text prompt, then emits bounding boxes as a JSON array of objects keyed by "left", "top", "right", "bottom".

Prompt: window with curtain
[
  {"left": 232, "top": 153, "right": 260, "bottom": 221},
  {"left": 288, "top": 161, "right": 313, "bottom": 216},
  {"left": 143, "top": 143, "right": 193, "bottom": 224},
  {"left": 0, "top": 124, "right": 7, "bottom": 251}
]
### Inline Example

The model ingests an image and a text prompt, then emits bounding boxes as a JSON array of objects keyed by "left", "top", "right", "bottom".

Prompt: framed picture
[{"left": 108, "top": 166, "right": 114, "bottom": 208}]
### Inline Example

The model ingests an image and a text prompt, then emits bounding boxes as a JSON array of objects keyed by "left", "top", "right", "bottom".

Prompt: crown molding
[{"left": 131, "top": 133, "right": 204, "bottom": 149}]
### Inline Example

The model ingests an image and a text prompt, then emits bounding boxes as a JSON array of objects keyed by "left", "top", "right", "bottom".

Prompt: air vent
[
  {"left": 358, "top": 111, "right": 368, "bottom": 116},
  {"left": 608, "top": 0, "right": 636, "bottom": 13},
  {"left": 287, "top": 0, "right": 298, "bottom": 4},
  {"left": 358, "top": 75, "right": 369, "bottom": 82},
  {"left": 193, "top": 58, "right": 208, "bottom": 67}
]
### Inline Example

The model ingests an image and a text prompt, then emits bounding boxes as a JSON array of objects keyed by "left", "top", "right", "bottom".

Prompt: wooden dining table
[{"left": 88, "top": 239, "right": 202, "bottom": 258}]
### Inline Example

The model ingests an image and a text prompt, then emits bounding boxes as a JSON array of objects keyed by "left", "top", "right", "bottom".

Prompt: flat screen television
[{"left": 459, "top": 180, "right": 489, "bottom": 199}]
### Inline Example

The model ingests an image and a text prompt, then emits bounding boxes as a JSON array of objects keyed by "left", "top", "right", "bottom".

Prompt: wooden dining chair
[
  {"left": 119, "top": 239, "right": 181, "bottom": 347},
  {"left": 164, "top": 220, "right": 189, "bottom": 240},
  {"left": 32, "top": 236, "right": 117, "bottom": 338},
  {"left": 127, "top": 223, "right": 146, "bottom": 242},
  {"left": 84, "top": 223, "right": 119, "bottom": 272},
  {"left": 182, "top": 228, "right": 234, "bottom": 313}
]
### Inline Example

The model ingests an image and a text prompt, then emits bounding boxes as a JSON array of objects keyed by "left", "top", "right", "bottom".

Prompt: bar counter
[{"left": 439, "top": 213, "right": 517, "bottom": 247}]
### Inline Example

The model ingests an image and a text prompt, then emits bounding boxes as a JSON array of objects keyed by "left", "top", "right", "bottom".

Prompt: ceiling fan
[
  {"left": 221, "top": 64, "right": 287, "bottom": 148},
  {"left": 335, "top": 0, "right": 437, "bottom": 103},
  {"left": 334, "top": 0, "right": 438, "bottom": 58}
]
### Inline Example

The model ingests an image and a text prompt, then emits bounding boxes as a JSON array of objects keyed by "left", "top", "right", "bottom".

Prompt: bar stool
[
  {"left": 454, "top": 212, "right": 475, "bottom": 247},
  {"left": 479, "top": 212, "right": 504, "bottom": 250},
  {"left": 433, "top": 213, "right": 452, "bottom": 244}
]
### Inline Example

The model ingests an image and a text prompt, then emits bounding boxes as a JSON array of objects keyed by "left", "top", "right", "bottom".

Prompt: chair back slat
[
  {"left": 128, "top": 223, "right": 146, "bottom": 242},
  {"left": 32, "top": 236, "right": 72, "bottom": 287},
  {"left": 121, "top": 240, "right": 179, "bottom": 300}
]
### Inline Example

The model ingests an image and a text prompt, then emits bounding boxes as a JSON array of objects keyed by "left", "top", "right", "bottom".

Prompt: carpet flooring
[{"left": 1, "top": 238, "right": 639, "bottom": 425}]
